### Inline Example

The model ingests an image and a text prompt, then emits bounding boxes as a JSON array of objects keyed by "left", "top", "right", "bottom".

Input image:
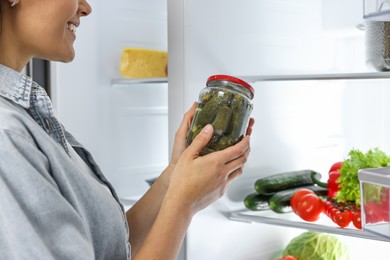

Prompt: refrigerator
[{"left": 49, "top": 0, "right": 390, "bottom": 259}]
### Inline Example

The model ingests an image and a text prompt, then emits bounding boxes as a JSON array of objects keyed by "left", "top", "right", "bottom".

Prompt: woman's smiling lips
[{"left": 66, "top": 21, "right": 79, "bottom": 33}]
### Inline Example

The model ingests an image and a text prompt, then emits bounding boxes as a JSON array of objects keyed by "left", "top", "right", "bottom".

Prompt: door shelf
[
  {"left": 111, "top": 78, "right": 168, "bottom": 87},
  {"left": 228, "top": 209, "right": 390, "bottom": 242},
  {"left": 239, "top": 72, "right": 390, "bottom": 83},
  {"left": 364, "top": 0, "right": 390, "bottom": 21}
]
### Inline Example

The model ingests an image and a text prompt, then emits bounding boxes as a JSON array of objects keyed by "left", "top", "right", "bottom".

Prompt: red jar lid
[{"left": 207, "top": 74, "right": 254, "bottom": 98}]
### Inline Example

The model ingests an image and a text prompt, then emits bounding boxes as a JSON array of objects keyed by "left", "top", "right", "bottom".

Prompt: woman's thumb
[{"left": 189, "top": 124, "right": 213, "bottom": 155}]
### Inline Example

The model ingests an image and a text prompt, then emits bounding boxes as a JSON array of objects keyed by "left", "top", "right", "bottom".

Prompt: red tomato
[
  {"left": 329, "top": 161, "right": 343, "bottom": 173},
  {"left": 296, "top": 193, "right": 324, "bottom": 222},
  {"left": 290, "top": 189, "right": 315, "bottom": 214},
  {"left": 323, "top": 200, "right": 333, "bottom": 216},
  {"left": 278, "top": 256, "right": 297, "bottom": 260},
  {"left": 330, "top": 208, "right": 340, "bottom": 222},
  {"left": 353, "top": 211, "right": 362, "bottom": 229},
  {"left": 334, "top": 210, "right": 352, "bottom": 228}
]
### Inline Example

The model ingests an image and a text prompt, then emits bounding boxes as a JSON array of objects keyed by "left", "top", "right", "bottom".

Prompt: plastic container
[
  {"left": 363, "top": 0, "right": 390, "bottom": 71},
  {"left": 358, "top": 167, "right": 390, "bottom": 239},
  {"left": 365, "top": 21, "right": 390, "bottom": 71},
  {"left": 186, "top": 75, "right": 254, "bottom": 155}
]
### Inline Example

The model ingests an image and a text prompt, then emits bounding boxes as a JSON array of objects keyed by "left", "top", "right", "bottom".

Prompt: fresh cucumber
[
  {"left": 255, "top": 170, "right": 322, "bottom": 195},
  {"left": 268, "top": 185, "right": 328, "bottom": 214},
  {"left": 244, "top": 193, "right": 272, "bottom": 211}
]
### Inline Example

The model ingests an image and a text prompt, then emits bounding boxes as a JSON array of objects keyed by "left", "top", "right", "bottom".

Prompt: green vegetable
[
  {"left": 335, "top": 148, "right": 390, "bottom": 205},
  {"left": 243, "top": 193, "right": 271, "bottom": 211},
  {"left": 282, "top": 231, "right": 350, "bottom": 260},
  {"left": 209, "top": 106, "right": 233, "bottom": 150},
  {"left": 362, "top": 182, "right": 384, "bottom": 204},
  {"left": 268, "top": 185, "right": 327, "bottom": 214},
  {"left": 255, "top": 170, "right": 322, "bottom": 195},
  {"left": 227, "top": 93, "right": 251, "bottom": 141},
  {"left": 211, "top": 105, "right": 232, "bottom": 136},
  {"left": 195, "top": 89, "right": 233, "bottom": 126}
]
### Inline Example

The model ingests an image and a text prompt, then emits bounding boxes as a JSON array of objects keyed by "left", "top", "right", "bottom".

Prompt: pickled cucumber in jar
[{"left": 187, "top": 75, "right": 254, "bottom": 155}]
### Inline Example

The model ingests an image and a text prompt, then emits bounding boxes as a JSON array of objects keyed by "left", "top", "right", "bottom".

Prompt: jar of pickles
[{"left": 187, "top": 75, "right": 254, "bottom": 155}]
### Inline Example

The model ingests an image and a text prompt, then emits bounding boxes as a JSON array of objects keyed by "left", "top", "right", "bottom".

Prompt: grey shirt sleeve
[{"left": 0, "top": 130, "right": 95, "bottom": 260}]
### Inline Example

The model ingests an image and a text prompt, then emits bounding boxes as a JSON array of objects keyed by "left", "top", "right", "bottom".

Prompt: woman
[{"left": 0, "top": 0, "right": 253, "bottom": 259}]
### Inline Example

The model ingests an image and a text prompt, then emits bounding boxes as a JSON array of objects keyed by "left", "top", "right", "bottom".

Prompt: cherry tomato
[
  {"left": 334, "top": 210, "right": 352, "bottom": 228},
  {"left": 290, "top": 189, "right": 315, "bottom": 214},
  {"left": 278, "top": 256, "right": 297, "bottom": 260},
  {"left": 330, "top": 208, "right": 340, "bottom": 222},
  {"left": 323, "top": 200, "right": 333, "bottom": 216},
  {"left": 353, "top": 211, "right": 362, "bottom": 229},
  {"left": 295, "top": 193, "right": 324, "bottom": 222},
  {"left": 329, "top": 161, "right": 343, "bottom": 173}
]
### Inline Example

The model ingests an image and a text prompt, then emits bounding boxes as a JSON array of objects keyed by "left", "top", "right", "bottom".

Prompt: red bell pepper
[
  {"left": 329, "top": 161, "right": 343, "bottom": 173},
  {"left": 311, "top": 162, "right": 343, "bottom": 197},
  {"left": 327, "top": 171, "right": 341, "bottom": 197}
]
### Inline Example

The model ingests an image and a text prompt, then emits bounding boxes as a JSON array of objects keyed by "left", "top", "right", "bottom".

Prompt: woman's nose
[{"left": 79, "top": 0, "right": 92, "bottom": 17}]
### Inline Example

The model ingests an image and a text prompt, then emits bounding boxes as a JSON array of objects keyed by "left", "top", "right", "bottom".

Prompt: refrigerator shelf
[
  {"left": 239, "top": 72, "right": 390, "bottom": 83},
  {"left": 111, "top": 78, "right": 168, "bottom": 87},
  {"left": 228, "top": 209, "right": 390, "bottom": 242}
]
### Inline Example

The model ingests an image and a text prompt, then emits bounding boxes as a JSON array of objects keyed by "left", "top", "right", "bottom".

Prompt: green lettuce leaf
[{"left": 335, "top": 148, "right": 390, "bottom": 205}]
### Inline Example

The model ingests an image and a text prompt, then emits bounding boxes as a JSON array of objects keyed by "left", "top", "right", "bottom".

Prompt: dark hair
[{"left": 0, "top": 4, "right": 2, "bottom": 32}]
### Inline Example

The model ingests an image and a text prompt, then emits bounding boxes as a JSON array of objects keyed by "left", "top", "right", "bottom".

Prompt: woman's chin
[
  {"left": 61, "top": 57, "right": 75, "bottom": 63},
  {"left": 56, "top": 53, "right": 76, "bottom": 63},
  {"left": 46, "top": 48, "right": 76, "bottom": 63}
]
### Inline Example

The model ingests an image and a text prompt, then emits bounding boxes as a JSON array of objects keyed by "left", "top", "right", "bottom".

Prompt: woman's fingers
[
  {"left": 227, "top": 167, "right": 244, "bottom": 182},
  {"left": 176, "top": 102, "right": 197, "bottom": 138},
  {"left": 206, "top": 135, "right": 250, "bottom": 181},
  {"left": 208, "top": 135, "right": 250, "bottom": 165},
  {"left": 170, "top": 102, "right": 198, "bottom": 164},
  {"left": 186, "top": 124, "right": 213, "bottom": 157},
  {"left": 246, "top": 118, "right": 255, "bottom": 136}
]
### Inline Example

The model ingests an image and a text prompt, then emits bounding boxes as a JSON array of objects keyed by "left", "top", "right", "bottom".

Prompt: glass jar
[{"left": 187, "top": 74, "right": 254, "bottom": 155}]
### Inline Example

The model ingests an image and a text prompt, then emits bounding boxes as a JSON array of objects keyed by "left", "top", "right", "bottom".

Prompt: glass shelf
[
  {"left": 228, "top": 209, "right": 390, "bottom": 242},
  {"left": 110, "top": 73, "right": 390, "bottom": 86},
  {"left": 238, "top": 72, "right": 390, "bottom": 83},
  {"left": 111, "top": 77, "right": 168, "bottom": 87}
]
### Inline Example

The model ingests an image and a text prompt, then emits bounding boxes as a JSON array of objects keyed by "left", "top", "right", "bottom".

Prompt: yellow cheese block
[{"left": 120, "top": 48, "right": 168, "bottom": 78}]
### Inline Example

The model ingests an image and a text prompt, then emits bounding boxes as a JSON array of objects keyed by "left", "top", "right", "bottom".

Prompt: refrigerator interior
[
  {"left": 168, "top": 0, "right": 390, "bottom": 259},
  {"left": 51, "top": 0, "right": 169, "bottom": 201},
  {"left": 48, "top": 0, "right": 390, "bottom": 258}
]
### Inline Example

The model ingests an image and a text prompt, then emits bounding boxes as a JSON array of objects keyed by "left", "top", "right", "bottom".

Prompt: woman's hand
[
  {"left": 165, "top": 124, "right": 251, "bottom": 215},
  {"left": 246, "top": 118, "right": 255, "bottom": 136},
  {"left": 170, "top": 103, "right": 254, "bottom": 167},
  {"left": 130, "top": 109, "right": 254, "bottom": 259},
  {"left": 170, "top": 102, "right": 197, "bottom": 166},
  {"left": 164, "top": 103, "right": 254, "bottom": 189}
]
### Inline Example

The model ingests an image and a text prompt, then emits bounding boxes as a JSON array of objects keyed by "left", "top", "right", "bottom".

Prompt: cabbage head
[{"left": 282, "top": 231, "right": 350, "bottom": 260}]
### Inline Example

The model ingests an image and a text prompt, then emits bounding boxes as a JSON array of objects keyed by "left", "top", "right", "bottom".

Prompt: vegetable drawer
[{"left": 358, "top": 167, "right": 390, "bottom": 239}]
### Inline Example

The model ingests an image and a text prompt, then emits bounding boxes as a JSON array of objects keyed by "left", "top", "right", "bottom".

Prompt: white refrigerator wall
[
  {"left": 168, "top": 0, "right": 390, "bottom": 259},
  {"left": 52, "top": 0, "right": 169, "bottom": 199},
  {"left": 169, "top": 0, "right": 390, "bottom": 191}
]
